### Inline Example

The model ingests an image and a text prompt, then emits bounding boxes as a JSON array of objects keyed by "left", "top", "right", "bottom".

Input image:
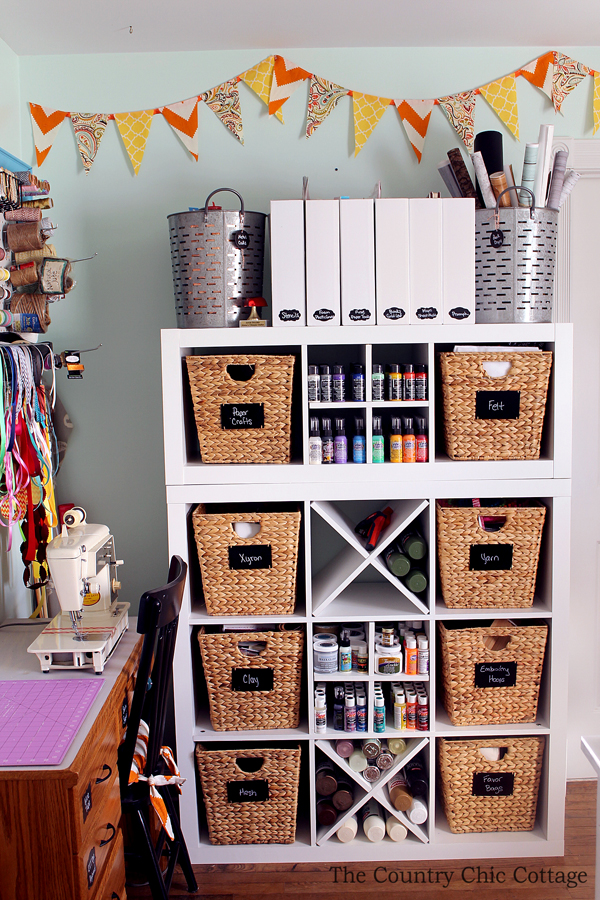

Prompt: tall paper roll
[
  {"left": 520, "top": 143, "right": 538, "bottom": 207},
  {"left": 546, "top": 150, "right": 569, "bottom": 210},
  {"left": 532, "top": 124, "right": 555, "bottom": 208},
  {"left": 471, "top": 151, "right": 496, "bottom": 208}
]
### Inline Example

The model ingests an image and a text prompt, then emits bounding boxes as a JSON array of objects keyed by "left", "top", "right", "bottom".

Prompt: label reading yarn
[
  {"left": 228, "top": 544, "right": 272, "bottom": 570},
  {"left": 227, "top": 779, "right": 269, "bottom": 802},
  {"left": 469, "top": 544, "right": 513, "bottom": 570},
  {"left": 472, "top": 772, "right": 514, "bottom": 796},
  {"left": 232, "top": 668, "right": 274, "bottom": 691},
  {"left": 474, "top": 661, "right": 517, "bottom": 688},
  {"left": 221, "top": 403, "right": 264, "bottom": 430},
  {"left": 475, "top": 391, "right": 520, "bottom": 419}
]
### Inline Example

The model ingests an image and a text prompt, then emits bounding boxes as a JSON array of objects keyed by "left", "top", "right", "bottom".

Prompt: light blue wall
[{"left": 12, "top": 46, "right": 600, "bottom": 608}]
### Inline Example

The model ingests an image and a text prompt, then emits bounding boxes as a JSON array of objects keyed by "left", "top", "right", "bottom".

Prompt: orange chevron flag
[
  {"left": 29, "top": 103, "right": 68, "bottom": 167},
  {"left": 162, "top": 98, "right": 199, "bottom": 160},
  {"left": 519, "top": 51, "right": 554, "bottom": 100},
  {"left": 269, "top": 56, "right": 311, "bottom": 116},
  {"left": 395, "top": 99, "right": 435, "bottom": 162}
]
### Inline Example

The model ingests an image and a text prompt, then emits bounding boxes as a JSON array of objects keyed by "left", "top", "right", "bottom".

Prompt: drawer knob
[
  {"left": 95, "top": 764, "right": 112, "bottom": 784},
  {"left": 100, "top": 823, "right": 117, "bottom": 847}
]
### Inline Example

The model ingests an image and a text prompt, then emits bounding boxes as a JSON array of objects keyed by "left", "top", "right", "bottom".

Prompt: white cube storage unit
[{"left": 161, "top": 323, "right": 571, "bottom": 863}]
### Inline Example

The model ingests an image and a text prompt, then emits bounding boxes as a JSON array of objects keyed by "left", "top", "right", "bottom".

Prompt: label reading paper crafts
[{"left": 220, "top": 403, "right": 265, "bottom": 430}]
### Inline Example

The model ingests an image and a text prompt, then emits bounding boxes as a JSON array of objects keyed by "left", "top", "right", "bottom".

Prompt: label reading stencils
[
  {"left": 474, "top": 661, "right": 517, "bottom": 688},
  {"left": 228, "top": 544, "right": 272, "bottom": 570},
  {"left": 220, "top": 403, "right": 264, "bottom": 430},
  {"left": 475, "top": 391, "right": 520, "bottom": 419},
  {"left": 469, "top": 544, "right": 513, "bottom": 571},
  {"left": 231, "top": 668, "right": 274, "bottom": 691},
  {"left": 472, "top": 772, "right": 514, "bottom": 796},
  {"left": 227, "top": 779, "right": 269, "bottom": 802}
]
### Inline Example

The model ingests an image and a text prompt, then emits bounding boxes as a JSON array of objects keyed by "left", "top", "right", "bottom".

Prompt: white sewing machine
[{"left": 28, "top": 508, "right": 129, "bottom": 673}]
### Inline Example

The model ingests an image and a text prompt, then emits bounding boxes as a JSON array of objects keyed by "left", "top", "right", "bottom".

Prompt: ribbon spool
[
  {"left": 4, "top": 208, "right": 42, "bottom": 223},
  {"left": 6, "top": 222, "right": 45, "bottom": 253}
]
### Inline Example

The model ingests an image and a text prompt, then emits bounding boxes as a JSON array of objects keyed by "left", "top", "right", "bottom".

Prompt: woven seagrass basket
[
  {"left": 436, "top": 503, "right": 546, "bottom": 608},
  {"left": 195, "top": 745, "right": 301, "bottom": 844},
  {"left": 192, "top": 507, "right": 301, "bottom": 616},
  {"left": 438, "top": 350, "right": 553, "bottom": 460},
  {"left": 198, "top": 629, "right": 304, "bottom": 731},
  {"left": 438, "top": 621, "right": 548, "bottom": 725},
  {"left": 186, "top": 354, "right": 295, "bottom": 464},
  {"left": 438, "top": 736, "right": 545, "bottom": 833}
]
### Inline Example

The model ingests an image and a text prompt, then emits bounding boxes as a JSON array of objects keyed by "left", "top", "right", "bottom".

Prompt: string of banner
[{"left": 29, "top": 50, "right": 599, "bottom": 176}]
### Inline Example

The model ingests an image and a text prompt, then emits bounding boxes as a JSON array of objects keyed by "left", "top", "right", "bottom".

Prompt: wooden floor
[{"left": 127, "top": 779, "right": 597, "bottom": 900}]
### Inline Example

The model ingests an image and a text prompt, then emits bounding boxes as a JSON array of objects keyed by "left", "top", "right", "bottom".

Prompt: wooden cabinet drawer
[
  {"left": 90, "top": 827, "right": 126, "bottom": 900},
  {"left": 72, "top": 715, "right": 120, "bottom": 847},
  {"left": 74, "top": 789, "right": 123, "bottom": 897}
]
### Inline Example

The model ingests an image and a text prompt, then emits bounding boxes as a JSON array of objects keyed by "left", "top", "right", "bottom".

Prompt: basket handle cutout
[
  {"left": 481, "top": 360, "right": 512, "bottom": 378},
  {"left": 226, "top": 364, "right": 256, "bottom": 382},
  {"left": 232, "top": 521, "right": 261, "bottom": 538},
  {"left": 478, "top": 747, "right": 508, "bottom": 761},
  {"left": 477, "top": 515, "right": 507, "bottom": 533},
  {"left": 482, "top": 634, "right": 512, "bottom": 652},
  {"left": 235, "top": 757, "right": 265, "bottom": 774},
  {"left": 238, "top": 640, "right": 267, "bottom": 657}
]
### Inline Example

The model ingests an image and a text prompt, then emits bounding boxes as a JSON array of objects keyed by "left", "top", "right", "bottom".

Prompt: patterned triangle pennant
[
  {"left": 306, "top": 75, "right": 348, "bottom": 138},
  {"left": 479, "top": 74, "right": 520, "bottom": 140},
  {"left": 519, "top": 52, "right": 554, "bottom": 100},
  {"left": 269, "top": 56, "right": 311, "bottom": 117},
  {"left": 353, "top": 92, "right": 391, "bottom": 156},
  {"left": 202, "top": 79, "right": 244, "bottom": 144},
  {"left": 71, "top": 112, "right": 109, "bottom": 174},
  {"left": 161, "top": 97, "right": 199, "bottom": 160},
  {"left": 593, "top": 72, "right": 600, "bottom": 135},
  {"left": 29, "top": 104, "right": 68, "bottom": 167},
  {"left": 114, "top": 109, "right": 154, "bottom": 176},
  {"left": 438, "top": 91, "right": 477, "bottom": 153},
  {"left": 240, "top": 56, "right": 284, "bottom": 123},
  {"left": 553, "top": 51, "right": 591, "bottom": 112},
  {"left": 395, "top": 99, "right": 435, "bottom": 162}
]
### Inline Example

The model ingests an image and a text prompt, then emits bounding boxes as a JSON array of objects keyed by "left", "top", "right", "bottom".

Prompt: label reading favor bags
[
  {"left": 472, "top": 772, "right": 514, "bottom": 796},
  {"left": 475, "top": 391, "right": 520, "bottom": 419},
  {"left": 227, "top": 779, "right": 269, "bottom": 802},
  {"left": 474, "top": 661, "right": 517, "bottom": 688},
  {"left": 220, "top": 403, "right": 265, "bottom": 429},
  {"left": 228, "top": 545, "right": 272, "bottom": 570}
]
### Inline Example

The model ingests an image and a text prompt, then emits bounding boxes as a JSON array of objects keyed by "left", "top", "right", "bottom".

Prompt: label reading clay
[
  {"left": 474, "top": 661, "right": 517, "bottom": 688},
  {"left": 231, "top": 668, "right": 274, "bottom": 691},
  {"left": 227, "top": 779, "right": 269, "bottom": 802},
  {"left": 469, "top": 544, "right": 513, "bottom": 571},
  {"left": 475, "top": 391, "right": 520, "bottom": 420},
  {"left": 472, "top": 772, "right": 514, "bottom": 796},
  {"left": 228, "top": 544, "right": 272, "bottom": 570},
  {"left": 221, "top": 403, "right": 265, "bottom": 430}
]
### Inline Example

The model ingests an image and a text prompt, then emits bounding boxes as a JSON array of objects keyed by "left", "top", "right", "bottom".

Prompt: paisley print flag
[
  {"left": 162, "top": 98, "right": 199, "bottom": 160},
  {"left": 552, "top": 52, "right": 590, "bottom": 112},
  {"left": 29, "top": 104, "right": 68, "bottom": 167},
  {"left": 306, "top": 75, "right": 348, "bottom": 138},
  {"left": 202, "top": 79, "right": 244, "bottom": 144},
  {"left": 395, "top": 99, "right": 435, "bottom": 162},
  {"left": 71, "top": 112, "right": 109, "bottom": 174},
  {"left": 438, "top": 91, "right": 477, "bottom": 153}
]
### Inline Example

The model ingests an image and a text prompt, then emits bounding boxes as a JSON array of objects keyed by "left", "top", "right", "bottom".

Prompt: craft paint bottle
[
  {"left": 362, "top": 762, "right": 381, "bottom": 783},
  {"left": 321, "top": 417, "right": 334, "bottom": 464},
  {"left": 406, "top": 688, "right": 417, "bottom": 730},
  {"left": 388, "top": 774, "right": 413, "bottom": 811},
  {"left": 361, "top": 800, "right": 386, "bottom": 842},
  {"left": 400, "top": 529, "right": 427, "bottom": 561},
  {"left": 362, "top": 738, "right": 381, "bottom": 758},
  {"left": 356, "top": 642, "right": 369, "bottom": 674},
  {"left": 333, "top": 365, "right": 346, "bottom": 402},
  {"left": 417, "top": 693, "right": 429, "bottom": 731},
  {"left": 351, "top": 363, "right": 365, "bottom": 401},
  {"left": 373, "top": 691, "right": 385, "bottom": 733},
  {"left": 393, "top": 687, "right": 407, "bottom": 731},
  {"left": 315, "top": 690, "right": 327, "bottom": 734},
  {"left": 387, "top": 364, "right": 402, "bottom": 401},
  {"left": 415, "top": 364, "right": 428, "bottom": 400},
  {"left": 390, "top": 417, "right": 403, "bottom": 463},
  {"left": 415, "top": 416, "right": 429, "bottom": 463},
  {"left": 372, "top": 416, "right": 384, "bottom": 463},
  {"left": 334, "top": 418, "right": 347, "bottom": 464},
  {"left": 377, "top": 643, "right": 402, "bottom": 675},
  {"left": 332, "top": 780, "right": 355, "bottom": 811},
  {"left": 376, "top": 744, "right": 394, "bottom": 771},
  {"left": 405, "top": 755, "right": 428, "bottom": 802},
  {"left": 333, "top": 686, "right": 345, "bottom": 731},
  {"left": 381, "top": 626, "right": 395, "bottom": 647},
  {"left": 313, "top": 639, "right": 338, "bottom": 674},
  {"left": 402, "top": 417, "right": 416, "bottom": 463},
  {"left": 317, "top": 798, "right": 338, "bottom": 826},
  {"left": 356, "top": 689, "right": 367, "bottom": 732},
  {"left": 372, "top": 363, "right": 384, "bottom": 401},
  {"left": 405, "top": 636, "right": 418, "bottom": 675},
  {"left": 309, "top": 417, "right": 322, "bottom": 465},
  {"left": 320, "top": 365, "right": 333, "bottom": 403},
  {"left": 385, "top": 809, "right": 408, "bottom": 841},
  {"left": 336, "top": 813, "right": 358, "bottom": 843},
  {"left": 387, "top": 737, "right": 407, "bottom": 755},
  {"left": 403, "top": 364, "right": 416, "bottom": 400},
  {"left": 407, "top": 796, "right": 428, "bottom": 824},
  {"left": 344, "top": 693, "right": 357, "bottom": 732},
  {"left": 403, "top": 568, "right": 428, "bottom": 594},
  {"left": 339, "top": 635, "right": 352, "bottom": 672},
  {"left": 385, "top": 545, "right": 411, "bottom": 577},
  {"left": 335, "top": 739, "right": 354, "bottom": 759},
  {"left": 308, "top": 365, "right": 321, "bottom": 402},
  {"left": 417, "top": 635, "right": 429, "bottom": 675},
  {"left": 316, "top": 764, "right": 338, "bottom": 796},
  {"left": 348, "top": 748, "right": 368, "bottom": 772},
  {"left": 353, "top": 417, "right": 366, "bottom": 464}
]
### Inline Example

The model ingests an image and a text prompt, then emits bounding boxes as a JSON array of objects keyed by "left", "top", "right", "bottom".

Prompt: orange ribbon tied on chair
[{"left": 128, "top": 721, "right": 186, "bottom": 841}]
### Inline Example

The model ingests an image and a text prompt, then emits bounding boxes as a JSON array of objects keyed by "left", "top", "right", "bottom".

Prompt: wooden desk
[{"left": 0, "top": 621, "right": 142, "bottom": 900}]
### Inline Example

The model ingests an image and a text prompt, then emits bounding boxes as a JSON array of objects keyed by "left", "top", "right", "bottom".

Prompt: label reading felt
[
  {"left": 475, "top": 391, "right": 520, "bottom": 419},
  {"left": 472, "top": 772, "right": 514, "bottom": 796},
  {"left": 474, "top": 661, "right": 517, "bottom": 688},
  {"left": 227, "top": 779, "right": 269, "bottom": 802},
  {"left": 221, "top": 403, "right": 265, "bottom": 430},
  {"left": 469, "top": 544, "right": 513, "bottom": 571},
  {"left": 231, "top": 668, "right": 274, "bottom": 691},
  {"left": 228, "top": 544, "right": 272, "bottom": 570}
]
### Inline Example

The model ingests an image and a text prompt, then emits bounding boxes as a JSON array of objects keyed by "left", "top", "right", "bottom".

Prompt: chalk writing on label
[
  {"left": 221, "top": 403, "right": 265, "bottom": 430},
  {"left": 228, "top": 544, "right": 272, "bottom": 570},
  {"left": 227, "top": 779, "right": 269, "bottom": 802},
  {"left": 472, "top": 772, "right": 514, "bottom": 796},
  {"left": 475, "top": 390, "right": 520, "bottom": 420},
  {"left": 231, "top": 667, "right": 274, "bottom": 691},
  {"left": 470, "top": 544, "right": 513, "bottom": 571},
  {"left": 474, "top": 661, "right": 517, "bottom": 688}
]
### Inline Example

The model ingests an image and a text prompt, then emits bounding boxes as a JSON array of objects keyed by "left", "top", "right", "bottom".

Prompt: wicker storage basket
[
  {"left": 198, "top": 629, "right": 304, "bottom": 731},
  {"left": 436, "top": 502, "right": 546, "bottom": 608},
  {"left": 438, "top": 621, "right": 548, "bottom": 725},
  {"left": 438, "top": 350, "right": 553, "bottom": 460},
  {"left": 186, "top": 354, "right": 295, "bottom": 464},
  {"left": 195, "top": 745, "right": 301, "bottom": 844},
  {"left": 438, "top": 736, "right": 545, "bottom": 833},
  {"left": 192, "top": 507, "right": 301, "bottom": 616}
]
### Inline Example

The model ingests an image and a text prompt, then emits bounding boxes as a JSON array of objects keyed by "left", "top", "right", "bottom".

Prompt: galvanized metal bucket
[
  {"left": 475, "top": 186, "right": 558, "bottom": 324},
  {"left": 168, "top": 188, "right": 266, "bottom": 328}
]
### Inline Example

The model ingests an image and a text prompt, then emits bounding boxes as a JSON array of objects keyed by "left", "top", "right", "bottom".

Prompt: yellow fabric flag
[
  {"left": 353, "top": 92, "right": 390, "bottom": 156},
  {"left": 593, "top": 72, "right": 600, "bottom": 135},
  {"left": 114, "top": 109, "right": 154, "bottom": 175},
  {"left": 479, "top": 74, "right": 520, "bottom": 140},
  {"left": 240, "top": 56, "right": 284, "bottom": 123}
]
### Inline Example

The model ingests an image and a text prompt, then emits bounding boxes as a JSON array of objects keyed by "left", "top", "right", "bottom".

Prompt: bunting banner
[
  {"left": 519, "top": 52, "right": 554, "bottom": 101},
  {"left": 306, "top": 76, "right": 348, "bottom": 138},
  {"left": 114, "top": 109, "right": 154, "bottom": 175},
  {"left": 240, "top": 56, "right": 284, "bottom": 122},
  {"left": 552, "top": 52, "right": 590, "bottom": 113},
  {"left": 353, "top": 92, "right": 391, "bottom": 156},
  {"left": 71, "top": 112, "right": 109, "bottom": 174},
  {"left": 593, "top": 73, "right": 600, "bottom": 135},
  {"left": 161, "top": 98, "right": 199, "bottom": 160},
  {"left": 202, "top": 79, "right": 244, "bottom": 144},
  {"left": 269, "top": 56, "right": 311, "bottom": 118},
  {"left": 479, "top": 74, "right": 520, "bottom": 140},
  {"left": 29, "top": 104, "right": 68, "bottom": 167},
  {"left": 395, "top": 99, "right": 435, "bottom": 162},
  {"left": 438, "top": 91, "right": 477, "bottom": 153}
]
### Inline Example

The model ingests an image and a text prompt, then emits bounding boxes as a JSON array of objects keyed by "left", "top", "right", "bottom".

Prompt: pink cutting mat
[{"left": 0, "top": 678, "right": 105, "bottom": 766}]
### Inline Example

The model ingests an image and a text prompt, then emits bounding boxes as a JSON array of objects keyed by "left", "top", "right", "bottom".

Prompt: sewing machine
[{"left": 28, "top": 508, "right": 129, "bottom": 673}]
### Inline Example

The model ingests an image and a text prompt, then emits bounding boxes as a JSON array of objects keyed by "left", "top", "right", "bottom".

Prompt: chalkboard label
[
  {"left": 490, "top": 229, "right": 505, "bottom": 248},
  {"left": 349, "top": 308, "right": 372, "bottom": 322},
  {"left": 475, "top": 391, "right": 520, "bottom": 420},
  {"left": 469, "top": 544, "right": 513, "bottom": 571},
  {"left": 232, "top": 668, "right": 274, "bottom": 691},
  {"left": 227, "top": 779, "right": 269, "bottom": 802},
  {"left": 87, "top": 848, "right": 97, "bottom": 889},
  {"left": 121, "top": 696, "right": 129, "bottom": 729},
  {"left": 472, "top": 772, "right": 514, "bottom": 796},
  {"left": 313, "top": 308, "right": 335, "bottom": 322},
  {"left": 232, "top": 229, "right": 250, "bottom": 249},
  {"left": 278, "top": 309, "right": 301, "bottom": 322},
  {"left": 228, "top": 544, "right": 272, "bottom": 570},
  {"left": 416, "top": 306, "right": 438, "bottom": 320},
  {"left": 221, "top": 403, "right": 265, "bottom": 430},
  {"left": 475, "top": 661, "right": 517, "bottom": 688},
  {"left": 82, "top": 783, "right": 92, "bottom": 822},
  {"left": 449, "top": 306, "right": 471, "bottom": 320}
]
